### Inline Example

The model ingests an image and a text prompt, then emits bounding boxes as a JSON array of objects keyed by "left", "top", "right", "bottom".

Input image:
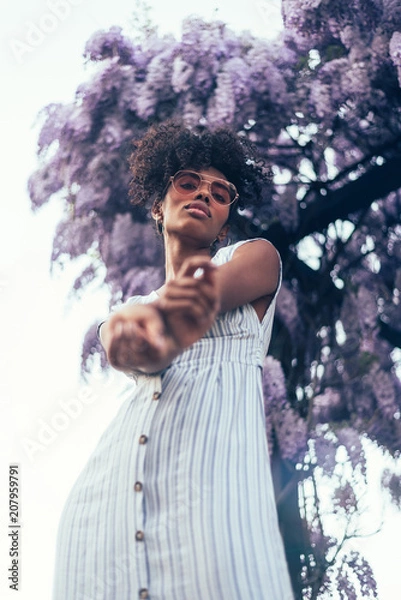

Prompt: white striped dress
[{"left": 52, "top": 240, "right": 293, "bottom": 600}]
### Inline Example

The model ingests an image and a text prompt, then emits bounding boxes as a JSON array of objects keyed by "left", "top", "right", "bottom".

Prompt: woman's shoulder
[{"left": 212, "top": 238, "right": 280, "bottom": 266}]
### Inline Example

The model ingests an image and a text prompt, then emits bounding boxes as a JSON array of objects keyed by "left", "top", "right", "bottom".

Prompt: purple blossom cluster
[
  {"left": 51, "top": 213, "right": 103, "bottom": 263},
  {"left": 390, "top": 31, "right": 401, "bottom": 86},
  {"left": 275, "top": 282, "right": 304, "bottom": 345},
  {"left": 312, "top": 431, "right": 338, "bottom": 476},
  {"left": 312, "top": 388, "right": 344, "bottom": 425},
  {"left": 369, "top": 364, "right": 398, "bottom": 419},
  {"left": 381, "top": 468, "right": 401, "bottom": 509},
  {"left": 263, "top": 357, "right": 308, "bottom": 462},
  {"left": 332, "top": 481, "right": 357, "bottom": 513},
  {"left": 336, "top": 427, "right": 366, "bottom": 475},
  {"left": 206, "top": 71, "right": 237, "bottom": 126},
  {"left": 104, "top": 215, "right": 163, "bottom": 297},
  {"left": 345, "top": 552, "right": 378, "bottom": 599},
  {"left": 334, "top": 282, "right": 401, "bottom": 442},
  {"left": 263, "top": 356, "right": 287, "bottom": 409}
]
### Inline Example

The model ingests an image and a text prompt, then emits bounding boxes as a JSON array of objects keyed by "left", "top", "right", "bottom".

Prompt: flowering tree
[{"left": 29, "top": 1, "right": 401, "bottom": 597}]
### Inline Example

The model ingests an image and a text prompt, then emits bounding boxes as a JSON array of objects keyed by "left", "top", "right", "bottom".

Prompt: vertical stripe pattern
[{"left": 52, "top": 239, "right": 293, "bottom": 600}]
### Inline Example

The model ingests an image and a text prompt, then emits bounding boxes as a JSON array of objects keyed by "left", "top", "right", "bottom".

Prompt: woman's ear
[
  {"left": 217, "top": 224, "right": 229, "bottom": 242},
  {"left": 151, "top": 199, "right": 163, "bottom": 220},
  {"left": 151, "top": 200, "right": 164, "bottom": 234}
]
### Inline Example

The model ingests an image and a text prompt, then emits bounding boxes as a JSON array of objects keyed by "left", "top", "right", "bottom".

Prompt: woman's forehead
[{"left": 185, "top": 165, "right": 228, "bottom": 181}]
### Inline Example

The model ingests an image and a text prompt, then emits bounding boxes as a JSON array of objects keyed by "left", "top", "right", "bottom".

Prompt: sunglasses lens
[
  {"left": 210, "top": 181, "right": 234, "bottom": 205},
  {"left": 173, "top": 172, "right": 201, "bottom": 194}
]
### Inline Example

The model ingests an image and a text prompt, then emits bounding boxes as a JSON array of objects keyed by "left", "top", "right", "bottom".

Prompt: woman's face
[{"left": 156, "top": 166, "right": 232, "bottom": 247}]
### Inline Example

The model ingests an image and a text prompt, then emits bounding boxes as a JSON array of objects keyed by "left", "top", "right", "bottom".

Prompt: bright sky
[{"left": 0, "top": 1, "right": 400, "bottom": 599}]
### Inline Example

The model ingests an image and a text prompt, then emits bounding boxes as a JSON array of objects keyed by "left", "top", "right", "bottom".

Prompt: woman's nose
[{"left": 196, "top": 182, "right": 211, "bottom": 202}]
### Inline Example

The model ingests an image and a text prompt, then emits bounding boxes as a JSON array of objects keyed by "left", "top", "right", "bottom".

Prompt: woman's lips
[{"left": 184, "top": 201, "right": 211, "bottom": 218}]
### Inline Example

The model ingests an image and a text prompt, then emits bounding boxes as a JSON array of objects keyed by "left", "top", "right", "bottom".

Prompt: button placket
[{"left": 133, "top": 376, "right": 162, "bottom": 599}]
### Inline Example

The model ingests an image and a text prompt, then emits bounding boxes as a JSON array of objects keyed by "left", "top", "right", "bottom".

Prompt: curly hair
[{"left": 128, "top": 121, "right": 269, "bottom": 220}]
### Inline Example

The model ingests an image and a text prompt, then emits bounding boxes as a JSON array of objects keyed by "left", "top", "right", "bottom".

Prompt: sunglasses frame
[{"left": 167, "top": 170, "right": 239, "bottom": 206}]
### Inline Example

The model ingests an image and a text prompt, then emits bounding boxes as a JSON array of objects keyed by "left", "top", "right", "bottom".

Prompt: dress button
[
  {"left": 152, "top": 391, "right": 161, "bottom": 400},
  {"left": 134, "top": 481, "right": 143, "bottom": 492},
  {"left": 139, "top": 434, "right": 148, "bottom": 445},
  {"left": 139, "top": 589, "right": 149, "bottom": 599},
  {"left": 135, "top": 530, "right": 145, "bottom": 541}
]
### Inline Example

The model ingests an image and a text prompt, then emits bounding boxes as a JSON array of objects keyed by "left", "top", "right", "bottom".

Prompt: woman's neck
[{"left": 163, "top": 234, "right": 211, "bottom": 282}]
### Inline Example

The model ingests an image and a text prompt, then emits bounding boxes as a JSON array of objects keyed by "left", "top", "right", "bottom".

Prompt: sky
[{"left": 0, "top": 1, "right": 400, "bottom": 599}]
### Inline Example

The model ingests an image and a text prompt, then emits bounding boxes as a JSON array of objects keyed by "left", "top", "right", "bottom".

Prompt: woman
[{"left": 53, "top": 122, "right": 293, "bottom": 599}]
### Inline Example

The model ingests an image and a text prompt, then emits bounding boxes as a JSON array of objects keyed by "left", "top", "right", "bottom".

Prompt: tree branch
[{"left": 296, "top": 156, "right": 401, "bottom": 240}]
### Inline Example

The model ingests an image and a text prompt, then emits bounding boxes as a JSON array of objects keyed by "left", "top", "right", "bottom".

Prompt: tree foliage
[{"left": 29, "top": 1, "right": 401, "bottom": 597}]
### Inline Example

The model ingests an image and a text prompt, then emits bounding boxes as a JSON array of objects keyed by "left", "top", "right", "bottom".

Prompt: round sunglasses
[{"left": 168, "top": 170, "right": 239, "bottom": 206}]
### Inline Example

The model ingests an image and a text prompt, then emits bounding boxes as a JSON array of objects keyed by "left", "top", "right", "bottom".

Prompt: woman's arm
[
  {"left": 155, "top": 240, "right": 280, "bottom": 349},
  {"left": 100, "top": 259, "right": 220, "bottom": 375},
  {"left": 215, "top": 239, "right": 280, "bottom": 317}
]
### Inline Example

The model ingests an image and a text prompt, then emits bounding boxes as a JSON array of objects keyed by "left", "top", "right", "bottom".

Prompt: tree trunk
[{"left": 271, "top": 453, "right": 309, "bottom": 599}]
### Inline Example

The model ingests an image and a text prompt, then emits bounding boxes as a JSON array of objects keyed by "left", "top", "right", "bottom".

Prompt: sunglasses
[{"left": 167, "top": 170, "right": 239, "bottom": 206}]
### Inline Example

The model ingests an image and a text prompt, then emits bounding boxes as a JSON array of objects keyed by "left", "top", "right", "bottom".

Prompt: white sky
[{"left": 0, "top": 1, "right": 400, "bottom": 599}]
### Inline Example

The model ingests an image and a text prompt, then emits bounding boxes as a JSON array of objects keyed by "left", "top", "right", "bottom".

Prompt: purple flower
[
  {"left": 263, "top": 356, "right": 287, "bottom": 410},
  {"left": 83, "top": 27, "right": 136, "bottom": 64},
  {"left": 390, "top": 31, "right": 401, "bottom": 85},
  {"left": 171, "top": 56, "right": 194, "bottom": 93},
  {"left": 312, "top": 388, "right": 345, "bottom": 424},
  {"left": 333, "top": 481, "right": 358, "bottom": 513},
  {"left": 206, "top": 72, "right": 236, "bottom": 126},
  {"left": 275, "top": 283, "right": 304, "bottom": 344},
  {"left": 274, "top": 406, "right": 308, "bottom": 461},
  {"left": 369, "top": 364, "right": 398, "bottom": 419},
  {"left": 381, "top": 469, "right": 401, "bottom": 509},
  {"left": 336, "top": 427, "right": 366, "bottom": 476},
  {"left": 312, "top": 430, "right": 338, "bottom": 476}
]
